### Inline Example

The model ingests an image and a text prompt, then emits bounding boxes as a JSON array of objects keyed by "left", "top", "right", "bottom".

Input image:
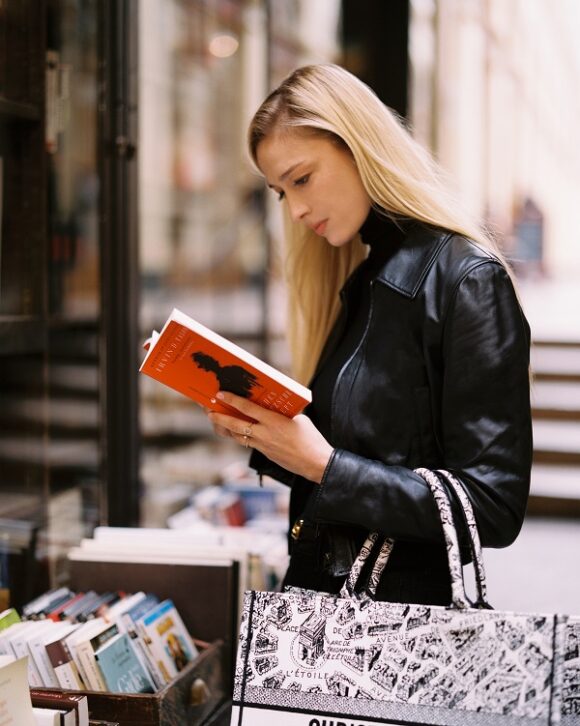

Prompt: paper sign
[{"left": 0, "top": 656, "right": 36, "bottom": 726}]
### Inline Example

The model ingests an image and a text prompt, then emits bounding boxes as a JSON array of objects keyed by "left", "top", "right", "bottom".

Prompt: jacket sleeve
[
  {"left": 311, "top": 260, "right": 533, "bottom": 548},
  {"left": 248, "top": 448, "right": 297, "bottom": 487}
]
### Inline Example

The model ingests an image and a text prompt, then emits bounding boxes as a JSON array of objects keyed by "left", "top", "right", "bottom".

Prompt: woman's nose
[{"left": 287, "top": 197, "right": 309, "bottom": 222}]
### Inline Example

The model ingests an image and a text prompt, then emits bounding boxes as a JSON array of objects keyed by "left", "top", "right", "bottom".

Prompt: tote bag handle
[
  {"left": 340, "top": 468, "right": 490, "bottom": 610},
  {"left": 435, "top": 468, "right": 489, "bottom": 607}
]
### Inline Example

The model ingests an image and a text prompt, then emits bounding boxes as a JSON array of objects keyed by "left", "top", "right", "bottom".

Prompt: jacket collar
[
  {"left": 375, "top": 224, "right": 453, "bottom": 299},
  {"left": 341, "top": 218, "right": 453, "bottom": 300}
]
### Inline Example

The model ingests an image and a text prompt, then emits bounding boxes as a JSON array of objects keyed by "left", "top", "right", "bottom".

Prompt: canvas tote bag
[{"left": 231, "top": 468, "right": 580, "bottom": 726}]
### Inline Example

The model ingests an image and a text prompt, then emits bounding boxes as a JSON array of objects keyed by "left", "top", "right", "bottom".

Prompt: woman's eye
[
  {"left": 293, "top": 174, "right": 309, "bottom": 187},
  {"left": 276, "top": 190, "right": 285, "bottom": 201}
]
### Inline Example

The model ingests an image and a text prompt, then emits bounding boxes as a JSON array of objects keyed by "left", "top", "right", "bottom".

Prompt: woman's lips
[{"left": 314, "top": 220, "right": 328, "bottom": 235}]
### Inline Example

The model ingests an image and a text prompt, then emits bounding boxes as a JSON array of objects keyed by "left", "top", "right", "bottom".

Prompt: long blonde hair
[{"left": 249, "top": 64, "right": 512, "bottom": 384}]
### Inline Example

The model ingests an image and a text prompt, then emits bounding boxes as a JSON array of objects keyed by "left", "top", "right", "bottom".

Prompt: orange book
[{"left": 139, "top": 308, "right": 312, "bottom": 421}]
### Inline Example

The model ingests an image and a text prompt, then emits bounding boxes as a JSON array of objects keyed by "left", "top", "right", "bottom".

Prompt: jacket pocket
[{"left": 322, "top": 526, "right": 362, "bottom": 577}]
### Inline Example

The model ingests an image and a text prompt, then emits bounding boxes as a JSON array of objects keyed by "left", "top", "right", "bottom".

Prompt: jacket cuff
[
  {"left": 314, "top": 448, "right": 364, "bottom": 523},
  {"left": 313, "top": 447, "right": 438, "bottom": 539},
  {"left": 248, "top": 448, "right": 296, "bottom": 488}
]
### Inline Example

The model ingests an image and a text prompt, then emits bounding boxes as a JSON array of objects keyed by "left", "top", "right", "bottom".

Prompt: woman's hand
[{"left": 206, "top": 391, "right": 334, "bottom": 484}]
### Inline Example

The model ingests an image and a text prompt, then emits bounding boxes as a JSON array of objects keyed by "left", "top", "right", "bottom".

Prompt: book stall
[
  {"left": 0, "top": 480, "right": 290, "bottom": 726},
  {"left": 0, "top": 310, "right": 295, "bottom": 724}
]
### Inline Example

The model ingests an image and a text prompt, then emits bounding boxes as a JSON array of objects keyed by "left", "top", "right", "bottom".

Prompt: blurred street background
[{"left": 0, "top": 0, "right": 578, "bottom": 615}]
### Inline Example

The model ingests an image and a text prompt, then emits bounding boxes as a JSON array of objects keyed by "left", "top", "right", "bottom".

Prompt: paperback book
[
  {"left": 27, "top": 621, "right": 76, "bottom": 688},
  {"left": 140, "top": 308, "right": 311, "bottom": 421},
  {"left": 45, "top": 627, "right": 85, "bottom": 690},
  {"left": 94, "top": 632, "right": 155, "bottom": 694},
  {"left": 0, "top": 607, "right": 20, "bottom": 631},
  {"left": 135, "top": 598, "right": 198, "bottom": 684}
]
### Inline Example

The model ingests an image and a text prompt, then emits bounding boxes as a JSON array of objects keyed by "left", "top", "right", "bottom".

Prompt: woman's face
[{"left": 256, "top": 129, "right": 371, "bottom": 247}]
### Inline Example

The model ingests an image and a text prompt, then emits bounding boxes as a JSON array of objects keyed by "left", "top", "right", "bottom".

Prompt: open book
[{"left": 140, "top": 308, "right": 311, "bottom": 420}]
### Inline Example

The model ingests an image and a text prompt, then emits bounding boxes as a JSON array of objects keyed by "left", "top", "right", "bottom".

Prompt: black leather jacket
[{"left": 250, "top": 222, "right": 532, "bottom": 578}]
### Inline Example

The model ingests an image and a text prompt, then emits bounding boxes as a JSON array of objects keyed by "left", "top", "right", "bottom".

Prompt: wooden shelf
[
  {"left": 0, "top": 96, "right": 41, "bottom": 121},
  {"left": 0, "top": 318, "right": 46, "bottom": 355}
]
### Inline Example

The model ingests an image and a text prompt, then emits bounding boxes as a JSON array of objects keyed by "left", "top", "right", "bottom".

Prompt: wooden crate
[
  {"left": 34, "top": 557, "right": 238, "bottom": 724},
  {"left": 43, "top": 638, "right": 227, "bottom": 725}
]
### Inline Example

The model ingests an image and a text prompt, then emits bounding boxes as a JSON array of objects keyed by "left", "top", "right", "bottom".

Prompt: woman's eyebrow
[{"left": 279, "top": 161, "right": 305, "bottom": 181}]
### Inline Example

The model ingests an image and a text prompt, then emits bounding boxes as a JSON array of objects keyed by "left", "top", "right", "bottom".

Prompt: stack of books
[
  {"left": 0, "top": 653, "right": 89, "bottom": 725},
  {"left": 68, "top": 524, "right": 289, "bottom": 614},
  {"left": 0, "top": 591, "right": 198, "bottom": 695}
]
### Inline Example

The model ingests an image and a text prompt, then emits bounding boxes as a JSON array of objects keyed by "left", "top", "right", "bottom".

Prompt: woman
[{"left": 206, "top": 64, "right": 532, "bottom": 605}]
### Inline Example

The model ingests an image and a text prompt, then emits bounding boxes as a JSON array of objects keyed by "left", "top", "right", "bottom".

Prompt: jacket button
[{"left": 291, "top": 519, "right": 304, "bottom": 540}]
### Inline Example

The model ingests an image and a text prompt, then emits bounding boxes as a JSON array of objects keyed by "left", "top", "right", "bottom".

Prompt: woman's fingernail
[
  {"left": 210, "top": 398, "right": 216, "bottom": 404},
  {"left": 216, "top": 392, "right": 225, "bottom": 400}
]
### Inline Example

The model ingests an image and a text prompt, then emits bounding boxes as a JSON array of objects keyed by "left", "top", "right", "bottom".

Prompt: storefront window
[
  {"left": 45, "top": 0, "right": 102, "bottom": 578},
  {"left": 0, "top": 0, "right": 102, "bottom": 607},
  {"left": 138, "top": 0, "right": 341, "bottom": 527}
]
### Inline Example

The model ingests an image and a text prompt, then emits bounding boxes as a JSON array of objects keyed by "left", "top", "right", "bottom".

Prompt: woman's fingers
[
  {"left": 208, "top": 411, "right": 258, "bottom": 440},
  {"left": 214, "top": 391, "right": 263, "bottom": 423},
  {"left": 212, "top": 423, "right": 233, "bottom": 438}
]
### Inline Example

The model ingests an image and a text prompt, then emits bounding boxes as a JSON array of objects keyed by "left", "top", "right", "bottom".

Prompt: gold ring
[
  {"left": 243, "top": 424, "right": 254, "bottom": 437},
  {"left": 243, "top": 435, "right": 250, "bottom": 448}
]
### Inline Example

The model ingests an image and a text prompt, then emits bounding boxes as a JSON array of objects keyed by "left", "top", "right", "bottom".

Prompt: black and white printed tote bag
[{"left": 230, "top": 468, "right": 580, "bottom": 726}]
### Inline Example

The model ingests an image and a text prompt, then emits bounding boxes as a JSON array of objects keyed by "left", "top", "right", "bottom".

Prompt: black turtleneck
[{"left": 306, "top": 209, "right": 407, "bottom": 443}]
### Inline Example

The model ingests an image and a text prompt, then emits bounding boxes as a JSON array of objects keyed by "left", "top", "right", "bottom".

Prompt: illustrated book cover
[
  {"left": 140, "top": 308, "right": 311, "bottom": 421},
  {"left": 135, "top": 598, "right": 198, "bottom": 684}
]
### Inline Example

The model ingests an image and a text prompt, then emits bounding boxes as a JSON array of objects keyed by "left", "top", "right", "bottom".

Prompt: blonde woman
[{"left": 206, "top": 64, "right": 532, "bottom": 604}]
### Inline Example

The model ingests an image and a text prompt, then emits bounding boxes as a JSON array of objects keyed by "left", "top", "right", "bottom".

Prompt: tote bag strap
[
  {"left": 435, "top": 468, "right": 489, "bottom": 607},
  {"left": 414, "top": 467, "right": 472, "bottom": 609},
  {"left": 339, "top": 532, "right": 395, "bottom": 599},
  {"left": 340, "top": 468, "right": 488, "bottom": 609}
]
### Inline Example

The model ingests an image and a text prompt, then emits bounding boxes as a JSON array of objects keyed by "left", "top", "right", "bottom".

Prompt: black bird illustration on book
[{"left": 191, "top": 351, "right": 261, "bottom": 398}]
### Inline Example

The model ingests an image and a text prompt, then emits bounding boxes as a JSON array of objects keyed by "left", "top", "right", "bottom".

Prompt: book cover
[
  {"left": 72, "top": 592, "right": 111, "bottom": 623},
  {"left": 29, "top": 690, "right": 89, "bottom": 726},
  {"left": 60, "top": 591, "right": 98, "bottom": 623},
  {"left": 136, "top": 599, "right": 198, "bottom": 683},
  {"left": 33, "top": 590, "right": 76, "bottom": 619},
  {"left": 64, "top": 618, "right": 108, "bottom": 689},
  {"left": 45, "top": 628, "right": 85, "bottom": 690},
  {"left": 5, "top": 620, "right": 53, "bottom": 686},
  {"left": 22, "top": 587, "right": 72, "bottom": 619},
  {"left": 27, "top": 621, "right": 76, "bottom": 688},
  {"left": 75, "top": 622, "right": 119, "bottom": 691},
  {"left": 114, "top": 593, "right": 164, "bottom": 688},
  {"left": 94, "top": 632, "right": 155, "bottom": 694},
  {"left": 102, "top": 591, "right": 145, "bottom": 624},
  {"left": 0, "top": 607, "right": 20, "bottom": 631},
  {"left": 0, "top": 622, "right": 30, "bottom": 656},
  {"left": 47, "top": 592, "right": 86, "bottom": 622},
  {"left": 118, "top": 593, "right": 159, "bottom": 630},
  {"left": 76, "top": 591, "right": 122, "bottom": 623},
  {"left": 140, "top": 308, "right": 311, "bottom": 421}
]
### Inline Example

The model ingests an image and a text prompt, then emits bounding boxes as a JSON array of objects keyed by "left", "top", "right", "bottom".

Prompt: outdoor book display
[
  {"left": 140, "top": 308, "right": 311, "bottom": 421},
  {"left": 0, "top": 559, "right": 233, "bottom": 726},
  {"left": 65, "top": 558, "right": 231, "bottom": 725},
  {"left": 231, "top": 469, "right": 580, "bottom": 726}
]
